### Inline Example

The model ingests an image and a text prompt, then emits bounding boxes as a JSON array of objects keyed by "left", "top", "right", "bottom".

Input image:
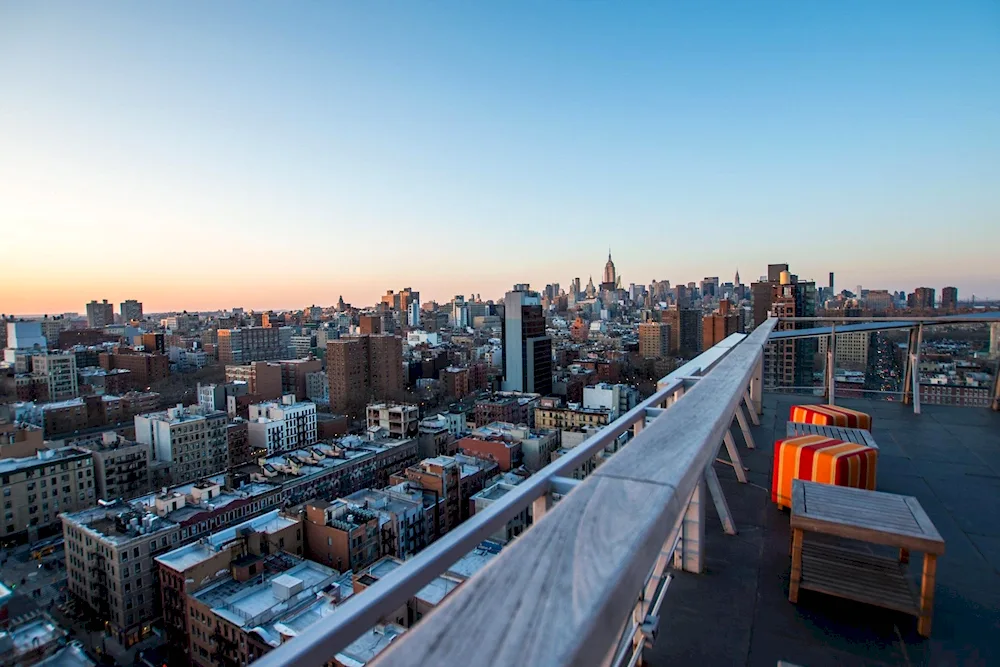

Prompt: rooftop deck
[{"left": 650, "top": 394, "right": 1000, "bottom": 667}]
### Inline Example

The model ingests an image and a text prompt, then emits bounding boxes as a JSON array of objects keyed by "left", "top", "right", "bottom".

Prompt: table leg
[
  {"left": 899, "top": 547, "right": 909, "bottom": 564},
  {"left": 917, "top": 553, "right": 937, "bottom": 637},
  {"left": 789, "top": 528, "right": 803, "bottom": 603}
]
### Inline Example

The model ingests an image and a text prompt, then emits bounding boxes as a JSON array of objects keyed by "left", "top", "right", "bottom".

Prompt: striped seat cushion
[
  {"left": 789, "top": 404, "right": 872, "bottom": 430},
  {"left": 771, "top": 434, "right": 878, "bottom": 509}
]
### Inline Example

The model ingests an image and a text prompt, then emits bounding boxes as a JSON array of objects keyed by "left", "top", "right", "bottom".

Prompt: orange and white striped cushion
[
  {"left": 772, "top": 434, "right": 878, "bottom": 508},
  {"left": 789, "top": 404, "right": 872, "bottom": 430}
]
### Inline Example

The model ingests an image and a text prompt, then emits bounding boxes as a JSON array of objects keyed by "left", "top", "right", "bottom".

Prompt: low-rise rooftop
[
  {"left": 472, "top": 483, "right": 512, "bottom": 503},
  {"left": 343, "top": 488, "right": 423, "bottom": 518},
  {"left": 137, "top": 404, "right": 226, "bottom": 424},
  {"left": 195, "top": 560, "right": 339, "bottom": 630},
  {"left": 66, "top": 475, "right": 280, "bottom": 544},
  {"left": 254, "top": 571, "right": 355, "bottom": 649},
  {"left": 0, "top": 446, "right": 91, "bottom": 475},
  {"left": 358, "top": 557, "right": 462, "bottom": 606},
  {"left": 63, "top": 500, "right": 176, "bottom": 545},
  {"left": 446, "top": 542, "right": 502, "bottom": 580},
  {"left": 156, "top": 509, "right": 299, "bottom": 572},
  {"left": 472, "top": 421, "right": 554, "bottom": 441},
  {"left": 335, "top": 624, "right": 406, "bottom": 667}
]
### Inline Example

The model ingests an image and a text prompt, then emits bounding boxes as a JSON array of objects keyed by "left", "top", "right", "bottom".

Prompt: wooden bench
[
  {"left": 789, "top": 480, "right": 945, "bottom": 637},
  {"left": 786, "top": 421, "right": 878, "bottom": 450}
]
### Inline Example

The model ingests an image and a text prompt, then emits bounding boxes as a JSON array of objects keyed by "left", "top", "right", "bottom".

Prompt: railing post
[
  {"left": 704, "top": 465, "right": 736, "bottom": 535},
  {"left": 992, "top": 363, "right": 1000, "bottom": 412},
  {"left": 902, "top": 326, "right": 917, "bottom": 405},
  {"left": 734, "top": 405, "right": 756, "bottom": 450},
  {"left": 532, "top": 491, "right": 552, "bottom": 524},
  {"left": 673, "top": 479, "right": 705, "bottom": 574},
  {"left": 826, "top": 322, "right": 836, "bottom": 405},
  {"left": 750, "top": 352, "right": 764, "bottom": 415},
  {"left": 630, "top": 527, "right": 675, "bottom": 665},
  {"left": 912, "top": 324, "right": 924, "bottom": 415}
]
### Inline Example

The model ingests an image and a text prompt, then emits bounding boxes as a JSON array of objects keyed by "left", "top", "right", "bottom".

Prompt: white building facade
[{"left": 248, "top": 395, "right": 318, "bottom": 453}]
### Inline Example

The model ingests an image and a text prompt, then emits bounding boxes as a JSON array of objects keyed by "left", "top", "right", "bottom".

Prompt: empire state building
[{"left": 601, "top": 251, "right": 617, "bottom": 291}]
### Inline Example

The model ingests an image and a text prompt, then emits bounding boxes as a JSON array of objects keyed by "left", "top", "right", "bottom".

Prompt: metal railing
[
  {"left": 765, "top": 314, "right": 1000, "bottom": 413},
  {"left": 252, "top": 322, "right": 776, "bottom": 667}
]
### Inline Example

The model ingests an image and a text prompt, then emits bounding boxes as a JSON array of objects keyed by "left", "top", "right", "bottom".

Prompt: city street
[
  {"left": 1, "top": 543, "right": 66, "bottom": 624},
  {"left": 0, "top": 542, "right": 164, "bottom": 665}
]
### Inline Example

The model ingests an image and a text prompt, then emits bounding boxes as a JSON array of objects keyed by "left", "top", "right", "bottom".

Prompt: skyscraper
[
  {"left": 407, "top": 300, "right": 421, "bottom": 327},
  {"left": 326, "top": 334, "right": 403, "bottom": 415},
  {"left": 762, "top": 270, "right": 817, "bottom": 388},
  {"left": 941, "top": 287, "right": 958, "bottom": 311},
  {"left": 660, "top": 309, "right": 681, "bottom": 355},
  {"left": 359, "top": 314, "right": 383, "bottom": 335},
  {"left": 601, "top": 252, "right": 617, "bottom": 291},
  {"left": 674, "top": 285, "right": 689, "bottom": 309},
  {"left": 638, "top": 322, "right": 670, "bottom": 359},
  {"left": 750, "top": 282, "right": 773, "bottom": 329},
  {"left": 85, "top": 299, "right": 115, "bottom": 328},
  {"left": 702, "top": 300, "right": 740, "bottom": 349},
  {"left": 700, "top": 277, "right": 719, "bottom": 299},
  {"left": 678, "top": 308, "right": 704, "bottom": 357},
  {"left": 767, "top": 264, "right": 790, "bottom": 283},
  {"left": 909, "top": 287, "right": 936, "bottom": 310},
  {"left": 381, "top": 288, "right": 420, "bottom": 315},
  {"left": 120, "top": 299, "right": 143, "bottom": 323},
  {"left": 500, "top": 285, "right": 552, "bottom": 395}
]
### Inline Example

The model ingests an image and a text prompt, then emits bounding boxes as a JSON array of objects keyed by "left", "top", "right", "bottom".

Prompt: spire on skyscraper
[{"left": 603, "top": 251, "right": 616, "bottom": 286}]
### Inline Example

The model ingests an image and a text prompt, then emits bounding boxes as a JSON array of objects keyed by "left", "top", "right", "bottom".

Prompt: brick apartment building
[
  {"left": 14, "top": 392, "right": 160, "bottom": 439},
  {"left": 155, "top": 509, "right": 302, "bottom": 659},
  {"left": 575, "top": 359, "right": 621, "bottom": 384},
  {"left": 224, "top": 361, "right": 282, "bottom": 400},
  {"left": 703, "top": 299, "right": 741, "bottom": 350},
  {"left": 472, "top": 393, "right": 540, "bottom": 427},
  {"left": 326, "top": 335, "right": 403, "bottom": 416},
  {"left": 302, "top": 499, "right": 381, "bottom": 572},
  {"left": 64, "top": 479, "right": 283, "bottom": 650},
  {"left": 455, "top": 436, "right": 521, "bottom": 472},
  {"left": 277, "top": 358, "right": 322, "bottom": 400},
  {"left": 226, "top": 420, "right": 253, "bottom": 468},
  {"left": 638, "top": 322, "right": 671, "bottom": 359},
  {"left": 57, "top": 329, "right": 120, "bottom": 349},
  {"left": 0, "top": 447, "right": 95, "bottom": 542},
  {"left": 99, "top": 350, "right": 170, "bottom": 389},
  {"left": 389, "top": 457, "right": 462, "bottom": 540}
]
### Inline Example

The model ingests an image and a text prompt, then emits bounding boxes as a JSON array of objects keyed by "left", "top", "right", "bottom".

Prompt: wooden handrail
[{"left": 369, "top": 319, "right": 777, "bottom": 667}]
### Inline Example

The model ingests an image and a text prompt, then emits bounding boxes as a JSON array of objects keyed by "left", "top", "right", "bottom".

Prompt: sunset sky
[{"left": 2, "top": 2, "right": 999, "bottom": 315}]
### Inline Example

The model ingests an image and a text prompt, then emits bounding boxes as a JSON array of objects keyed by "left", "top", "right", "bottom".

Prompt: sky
[{"left": 1, "top": 1, "right": 999, "bottom": 314}]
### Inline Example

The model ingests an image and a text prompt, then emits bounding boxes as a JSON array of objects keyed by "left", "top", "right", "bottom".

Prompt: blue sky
[{"left": 1, "top": 1, "right": 998, "bottom": 312}]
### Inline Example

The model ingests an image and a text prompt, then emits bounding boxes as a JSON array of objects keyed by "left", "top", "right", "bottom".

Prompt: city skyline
[
  {"left": 0, "top": 257, "right": 984, "bottom": 318},
  {"left": 3, "top": 2, "right": 999, "bottom": 313}
]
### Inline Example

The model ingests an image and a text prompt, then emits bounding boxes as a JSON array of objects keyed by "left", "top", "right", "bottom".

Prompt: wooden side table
[{"left": 789, "top": 480, "right": 945, "bottom": 637}]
